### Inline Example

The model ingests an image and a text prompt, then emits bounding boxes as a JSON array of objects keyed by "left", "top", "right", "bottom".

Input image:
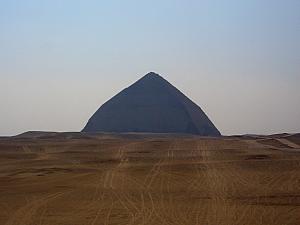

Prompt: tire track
[{"left": 5, "top": 192, "right": 66, "bottom": 225}]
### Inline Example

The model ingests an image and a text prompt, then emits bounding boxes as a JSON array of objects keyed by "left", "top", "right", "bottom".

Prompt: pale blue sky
[{"left": 0, "top": 0, "right": 299, "bottom": 136}]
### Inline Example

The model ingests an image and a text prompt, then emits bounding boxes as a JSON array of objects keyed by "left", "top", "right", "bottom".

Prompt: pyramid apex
[
  {"left": 139, "top": 72, "right": 166, "bottom": 83},
  {"left": 146, "top": 71, "right": 159, "bottom": 75},
  {"left": 144, "top": 71, "right": 161, "bottom": 77}
]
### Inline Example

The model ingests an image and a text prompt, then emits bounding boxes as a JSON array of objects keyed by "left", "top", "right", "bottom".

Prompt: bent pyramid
[{"left": 82, "top": 72, "right": 221, "bottom": 136}]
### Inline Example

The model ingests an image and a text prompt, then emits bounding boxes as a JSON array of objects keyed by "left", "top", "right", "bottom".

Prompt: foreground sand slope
[{"left": 0, "top": 133, "right": 300, "bottom": 225}]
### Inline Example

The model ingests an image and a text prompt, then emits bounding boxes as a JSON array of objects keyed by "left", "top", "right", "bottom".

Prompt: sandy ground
[{"left": 0, "top": 132, "right": 300, "bottom": 225}]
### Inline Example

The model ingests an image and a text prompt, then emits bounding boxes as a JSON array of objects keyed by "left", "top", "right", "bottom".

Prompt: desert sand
[{"left": 0, "top": 132, "right": 300, "bottom": 225}]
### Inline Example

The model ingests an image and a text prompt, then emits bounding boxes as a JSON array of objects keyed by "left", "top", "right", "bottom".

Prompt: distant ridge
[
  {"left": 10, "top": 131, "right": 300, "bottom": 140},
  {"left": 82, "top": 72, "right": 221, "bottom": 136},
  {"left": 13, "top": 131, "right": 201, "bottom": 140},
  {"left": 15, "top": 131, "right": 58, "bottom": 138}
]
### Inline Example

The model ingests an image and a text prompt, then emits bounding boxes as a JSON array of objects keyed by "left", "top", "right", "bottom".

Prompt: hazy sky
[{"left": 0, "top": 0, "right": 299, "bottom": 136}]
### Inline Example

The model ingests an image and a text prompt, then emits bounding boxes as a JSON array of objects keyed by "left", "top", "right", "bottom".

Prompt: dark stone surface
[{"left": 82, "top": 72, "right": 221, "bottom": 136}]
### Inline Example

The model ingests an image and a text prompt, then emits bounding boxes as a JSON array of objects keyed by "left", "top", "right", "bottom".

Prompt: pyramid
[{"left": 82, "top": 72, "right": 221, "bottom": 136}]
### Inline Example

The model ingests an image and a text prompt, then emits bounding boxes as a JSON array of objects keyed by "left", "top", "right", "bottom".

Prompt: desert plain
[{"left": 0, "top": 132, "right": 300, "bottom": 225}]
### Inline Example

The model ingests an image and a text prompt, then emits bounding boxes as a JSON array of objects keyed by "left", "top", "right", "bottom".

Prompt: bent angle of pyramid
[{"left": 82, "top": 72, "right": 221, "bottom": 136}]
